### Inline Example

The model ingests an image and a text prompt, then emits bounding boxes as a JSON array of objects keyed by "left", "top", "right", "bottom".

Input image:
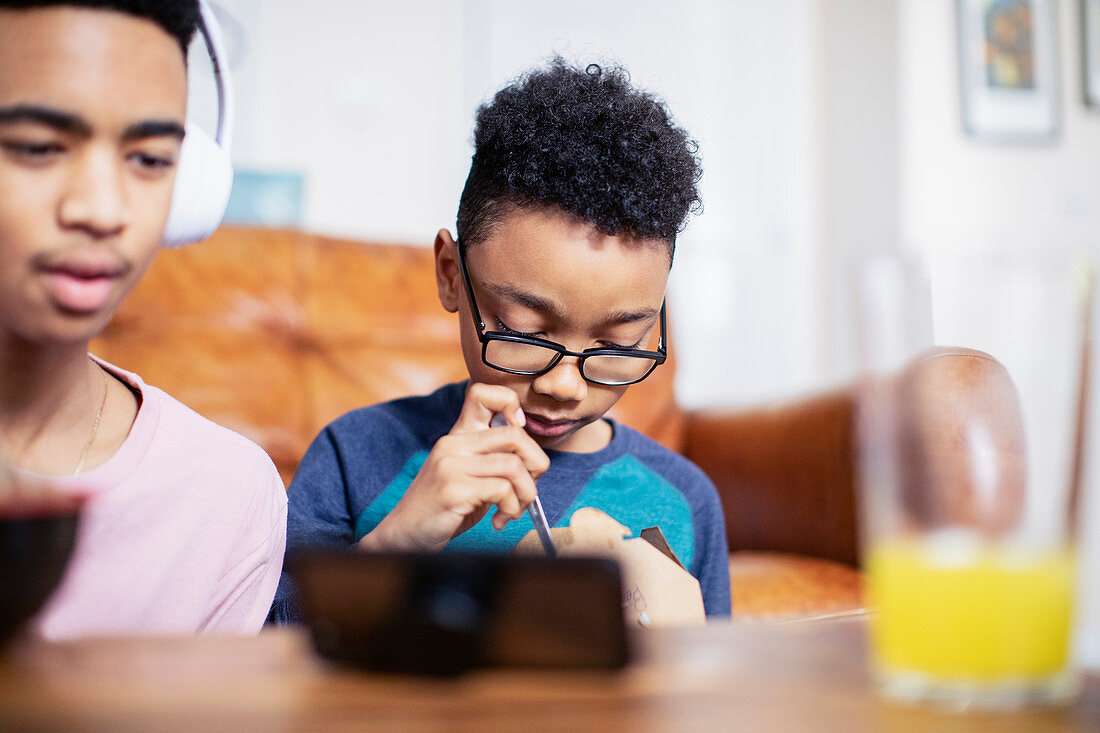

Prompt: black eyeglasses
[{"left": 455, "top": 240, "right": 667, "bottom": 387}]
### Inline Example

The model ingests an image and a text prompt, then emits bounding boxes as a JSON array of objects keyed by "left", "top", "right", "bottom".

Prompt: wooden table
[{"left": 1, "top": 615, "right": 1097, "bottom": 732}]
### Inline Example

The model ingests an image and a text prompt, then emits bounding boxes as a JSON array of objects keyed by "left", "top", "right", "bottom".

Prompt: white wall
[
  {"left": 899, "top": 0, "right": 1100, "bottom": 254},
  {"left": 810, "top": 0, "right": 900, "bottom": 389},
  {"left": 202, "top": 0, "right": 469, "bottom": 245}
]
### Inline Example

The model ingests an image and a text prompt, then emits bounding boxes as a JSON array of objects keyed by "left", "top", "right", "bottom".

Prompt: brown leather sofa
[{"left": 91, "top": 226, "right": 878, "bottom": 619}]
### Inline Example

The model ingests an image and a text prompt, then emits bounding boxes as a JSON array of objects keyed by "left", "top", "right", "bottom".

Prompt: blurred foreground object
[
  {"left": 289, "top": 549, "right": 628, "bottom": 675},
  {"left": 0, "top": 461, "right": 82, "bottom": 648},
  {"left": 856, "top": 251, "right": 1091, "bottom": 710}
]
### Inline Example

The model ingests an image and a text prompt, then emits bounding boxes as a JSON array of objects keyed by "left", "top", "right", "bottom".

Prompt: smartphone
[{"left": 289, "top": 549, "right": 631, "bottom": 675}]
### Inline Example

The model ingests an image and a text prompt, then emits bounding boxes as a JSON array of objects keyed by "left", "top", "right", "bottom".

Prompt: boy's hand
[{"left": 357, "top": 383, "right": 549, "bottom": 553}]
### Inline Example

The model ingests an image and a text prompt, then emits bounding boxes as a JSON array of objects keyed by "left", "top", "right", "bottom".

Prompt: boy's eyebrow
[
  {"left": 0, "top": 104, "right": 92, "bottom": 137},
  {"left": 121, "top": 120, "right": 186, "bottom": 143},
  {"left": 0, "top": 105, "right": 185, "bottom": 143},
  {"left": 484, "top": 281, "right": 659, "bottom": 327},
  {"left": 595, "top": 307, "right": 660, "bottom": 328},
  {"left": 486, "top": 282, "right": 565, "bottom": 320}
]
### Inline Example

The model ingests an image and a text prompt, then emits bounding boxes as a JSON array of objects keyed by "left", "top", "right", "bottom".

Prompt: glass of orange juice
[{"left": 855, "top": 250, "right": 1090, "bottom": 709}]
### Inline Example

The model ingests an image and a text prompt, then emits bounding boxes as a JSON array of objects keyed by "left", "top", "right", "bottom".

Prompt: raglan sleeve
[{"left": 692, "top": 471, "right": 732, "bottom": 618}]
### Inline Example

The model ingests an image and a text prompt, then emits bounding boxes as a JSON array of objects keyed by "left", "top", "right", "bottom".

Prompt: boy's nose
[
  {"left": 58, "top": 151, "right": 131, "bottom": 238},
  {"left": 532, "top": 356, "right": 588, "bottom": 403}
]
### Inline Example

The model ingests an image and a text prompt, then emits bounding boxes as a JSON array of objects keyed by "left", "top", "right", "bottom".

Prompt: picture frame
[
  {"left": 956, "top": 0, "right": 1060, "bottom": 142},
  {"left": 1085, "top": 0, "right": 1100, "bottom": 107}
]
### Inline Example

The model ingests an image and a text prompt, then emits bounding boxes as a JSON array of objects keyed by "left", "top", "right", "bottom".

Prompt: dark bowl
[{"left": 0, "top": 506, "right": 81, "bottom": 648}]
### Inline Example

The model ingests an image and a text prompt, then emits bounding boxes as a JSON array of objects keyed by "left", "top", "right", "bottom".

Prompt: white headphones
[{"left": 161, "top": 0, "right": 235, "bottom": 248}]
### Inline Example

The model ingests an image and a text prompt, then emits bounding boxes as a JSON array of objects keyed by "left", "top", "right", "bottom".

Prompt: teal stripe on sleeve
[
  {"left": 443, "top": 509, "right": 538, "bottom": 553},
  {"left": 353, "top": 450, "right": 429, "bottom": 541}
]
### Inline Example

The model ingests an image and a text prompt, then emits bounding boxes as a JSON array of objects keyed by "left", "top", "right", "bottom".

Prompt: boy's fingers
[
  {"left": 452, "top": 383, "right": 525, "bottom": 433},
  {"left": 442, "top": 474, "right": 522, "bottom": 530},
  {"left": 489, "top": 482, "right": 522, "bottom": 527},
  {"left": 453, "top": 505, "right": 491, "bottom": 539},
  {"left": 464, "top": 453, "right": 538, "bottom": 507},
  {"left": 434, "top": 454, "right": 533, "bottom": 516},
  {"left": 435, "top": 426, "right": 548, "bottom": 477},
  {"left": 492, "top": 508, "right": 513, "bottom": 531},
  {"left": 463, "top": 427, "right": 550, "bottom": 478}
]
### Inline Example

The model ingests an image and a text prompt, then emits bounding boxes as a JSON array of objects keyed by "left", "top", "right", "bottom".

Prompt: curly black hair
[
  {"left": 457, "top": 57, "right": 702, "bottom": 258},
  {"left": 0, "top": 0, "right": 200, "bottom": 55}
]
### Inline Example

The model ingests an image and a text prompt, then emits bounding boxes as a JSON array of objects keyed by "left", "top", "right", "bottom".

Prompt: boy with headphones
[
  {"left": 0, "top": 0, "right": 286, "bottom": 637},
  {"left": 272, "top": 59, "right": 731, "bottom": 621}
]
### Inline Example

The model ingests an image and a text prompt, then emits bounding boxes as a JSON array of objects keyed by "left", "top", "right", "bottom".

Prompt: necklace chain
[{"left": 72, "top": 367, "right": 109, "bottom": 476}]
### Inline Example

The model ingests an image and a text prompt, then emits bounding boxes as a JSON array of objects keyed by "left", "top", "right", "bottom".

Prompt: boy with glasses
[{"left": 272, "top": 58, "right": 730, "bottom": 620}]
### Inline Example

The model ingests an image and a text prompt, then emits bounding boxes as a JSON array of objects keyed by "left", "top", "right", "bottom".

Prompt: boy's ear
[{"left": 434, "top": 229, "right": 461, "bottom": 313}]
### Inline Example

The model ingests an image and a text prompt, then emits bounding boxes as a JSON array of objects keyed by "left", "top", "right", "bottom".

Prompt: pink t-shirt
[{"left": 26, "top": 360, "right": 287, "bottom": 639}]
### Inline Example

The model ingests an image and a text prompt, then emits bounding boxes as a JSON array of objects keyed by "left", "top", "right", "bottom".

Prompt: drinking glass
[{"left": 855, "top": 250, "right": 1091, "bottom": 709}]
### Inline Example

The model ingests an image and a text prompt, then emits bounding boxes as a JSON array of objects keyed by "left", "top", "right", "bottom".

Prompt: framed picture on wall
[
  {"left": 1085, "top": 0, "right": 1100, "bottom": 107},
  {"left": 956, "top": 0, "right": 1060, "bottom": 141}
]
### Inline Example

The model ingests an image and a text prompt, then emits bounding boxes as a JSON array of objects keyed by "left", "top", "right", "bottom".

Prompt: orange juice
[{"left": 866, "top": 539, "right": 1075, "bottom": 684}]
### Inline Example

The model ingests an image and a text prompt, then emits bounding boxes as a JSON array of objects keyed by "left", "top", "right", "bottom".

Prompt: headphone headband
[
  {"left": 196, "top": 0, "right": 233, "bottom": 149},
  {"left": 161, "top": 0, "right": 235, "bottom": 248}
]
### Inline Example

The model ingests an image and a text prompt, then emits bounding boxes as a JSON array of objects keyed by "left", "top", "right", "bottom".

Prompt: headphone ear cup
[{"left": 161, "top": 122, "right": 234, "bottom": 248}]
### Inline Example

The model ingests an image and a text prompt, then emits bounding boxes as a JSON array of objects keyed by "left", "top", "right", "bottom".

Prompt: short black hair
[
  {"left": 457, "top": 57, "right": 702, "bottom": 259},
  {"left": 0, "top": 0, "right": 200, "bottom": 55}
]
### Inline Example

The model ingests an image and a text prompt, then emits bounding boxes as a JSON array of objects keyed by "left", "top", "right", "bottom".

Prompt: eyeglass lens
[{"left": 484, "top": 339, "right": 657, "bottom": 384}]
